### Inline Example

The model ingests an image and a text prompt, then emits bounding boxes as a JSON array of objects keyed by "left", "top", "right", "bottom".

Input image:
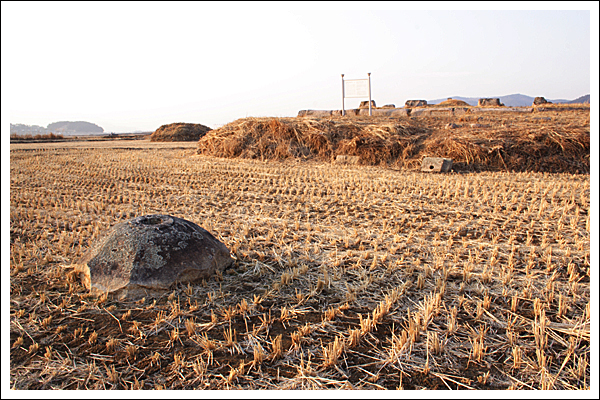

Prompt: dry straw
[
  {"left": 197, "top": 110, "right": 589, "bottom": 173},
  {"left": 10, "top": 112, "right": 590, "bottom": 390}
]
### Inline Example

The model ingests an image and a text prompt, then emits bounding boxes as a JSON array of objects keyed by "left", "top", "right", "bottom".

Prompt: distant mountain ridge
[
  {"left": 10, "top": 123, "right": 48, "bottom": 135},
  {"left": 47, "top": 121, "right": 103, "bottom": 133},
  {"left": 11, "top": 121, "right": 104, "bottom": 135},
  {"left": 428, "top": 94, "right": 590, "bottom": 107}
]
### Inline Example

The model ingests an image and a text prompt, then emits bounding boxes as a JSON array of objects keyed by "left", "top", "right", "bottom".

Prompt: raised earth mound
[
  {"left": 74, "top": 214, "right": 234, "bottom": 298},
  {"left": 150, "top": 122, "right": 212, "bottom": 142},
  {"left": 197, "top": 114, "right": 589, "bottom": 173},
  {"left": 434, "top": 99, "right": 471, "bottom": 107}
]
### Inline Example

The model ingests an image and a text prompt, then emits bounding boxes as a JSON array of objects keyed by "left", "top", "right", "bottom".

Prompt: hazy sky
[{"left": 2, "top": 2, "right": 597, "bottom": 133}]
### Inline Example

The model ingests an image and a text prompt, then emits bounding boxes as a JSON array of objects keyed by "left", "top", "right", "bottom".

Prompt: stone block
[
  {"left": 421, "top": 157, "right": 453, "bottom": 172},
  {"left": 359, "top": 100, "right": 376, "bottom": 108},
  {"left": 478, "top": 98, "right": 503, "bottom": 107},
  {"left": 533, "top": 97, "right": 551, "bottom": 105},
  {"left": 405, "top": 100, "right": 428, "bottom": 107}
]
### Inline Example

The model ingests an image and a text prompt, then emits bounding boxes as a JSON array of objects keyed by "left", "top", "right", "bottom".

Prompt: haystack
[
  {"left": 197, "top": 117, "right": 429, "bottom": 167},
  {"left": 150, "top": 122, "right": 211, "bottom": 142}
]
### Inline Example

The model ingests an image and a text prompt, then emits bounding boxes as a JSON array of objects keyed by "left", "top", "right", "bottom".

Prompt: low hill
[
  {"left": 197, "top": 113, "right": 589, "bottom": 174},
  {"left": 435, "top": 99, "right": 470, "bottom": 107},
  {"left": 150, "top": 122, "right": 212, "bottom": 142},
  {"left": 47, "top": 121, "right": 103, "bottom": 133},
  {"left": 10, "top": 123, "right": 48, "bottom": 135},
  {"left": 568, "top": 94, "right": 590, "bottom": 104}
]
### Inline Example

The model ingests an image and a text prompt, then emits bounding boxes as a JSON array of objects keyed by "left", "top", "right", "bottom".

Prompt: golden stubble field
[{"left": 9, "top": 141, "right": 590, "bottom": 390}]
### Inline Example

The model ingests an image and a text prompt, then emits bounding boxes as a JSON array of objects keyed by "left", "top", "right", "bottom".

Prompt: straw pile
[
  {"left": 197, "top": 111, "right": 589, "bottom": 173},
  {"left": 150, "top": 122, "right": 211, "bottom": 142},
  {"left": 197, "top": 117, "right": 429, "bottom": 167}
]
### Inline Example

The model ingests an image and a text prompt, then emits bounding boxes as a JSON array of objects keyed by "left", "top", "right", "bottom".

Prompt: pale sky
[{"left": 1, "top": 2, "right": 597, "bottom": 133}]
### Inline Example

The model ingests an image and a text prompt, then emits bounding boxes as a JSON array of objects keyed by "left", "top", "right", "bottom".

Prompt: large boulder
[
  {"left": 478, "top": 98, "right": 504, "bottom": 107},
  {"left": 405, "top": 100, "right": 427, "bottom": 107},
  {"left": 359, "top": 100, "right": 376, "bottom": 108},
  {"left": 75, "top": 214, "right": 234, "bottom": 298},
  {"left": 533, "top": 96, "right": 552, "bottom": 105},
  {"left": 297, "top": 110, "right": 335, "bottom": 117}
]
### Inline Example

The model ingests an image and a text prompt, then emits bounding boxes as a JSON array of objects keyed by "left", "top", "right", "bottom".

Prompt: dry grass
[
  {"left": 533, "top": 103, "right": 590, "bottom": 109},
  {"left": 197, "top": 109, "right": 589, "bottom": 173},
  {"left": 10, "top": 132, "right": 65, "bottom": 141},
  {"left": 9, "top": 141, "right": 590, "bottom": 390}
]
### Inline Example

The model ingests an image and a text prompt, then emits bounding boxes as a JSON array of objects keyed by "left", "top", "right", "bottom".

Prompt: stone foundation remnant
[
  {"left": 478, "top": 98, "right": 504, "bottom": 107},
  {"left": 533, "top": 97, "right": 552, "bottom": 105},
  {"left": 405, "top": 100, "right": 428, "bottom": 107},
  {"left": 421, "top": 157, "right": 453, "bottom": 173},
  {"left": 74, "top": 214, "right": 234, "bottom": 298},
  {"left": 359, "top": 100, "right": 376, "bottom": 108}
]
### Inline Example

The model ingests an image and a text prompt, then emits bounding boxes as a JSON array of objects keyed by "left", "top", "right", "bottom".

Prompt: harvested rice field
[{"left": 9, "top": 135, "right": 590, "bottom": 390}]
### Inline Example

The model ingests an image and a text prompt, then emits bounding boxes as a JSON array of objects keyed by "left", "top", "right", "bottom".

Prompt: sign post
[
  {"left": 341, "top": 74, "right": 345, "bottom": 117},
  {"left": 368, "top": 72, "right": 372, "bottom": 116},
  {"left": 341, "top": 73, "right": 372, "bottom": 116}
]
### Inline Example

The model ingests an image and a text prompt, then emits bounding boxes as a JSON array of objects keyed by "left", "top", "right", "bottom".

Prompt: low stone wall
[
  {"left": 469, "top": 107, "right": 533, "bottom": 113},
  {"left": 298, "top": 109, "right": 409, "bottom": 117},
  {"left": 358, "top": 108, "right": 410, "bottom": 116},
  {"left": 297, "top": 107, "right": 534, "bottom": 118},
  {"left": 534, "top": 106, "right": 589, "bottom": 112},
  {"left": 409, "top": 107, "right": 466, "bottom": 117}
]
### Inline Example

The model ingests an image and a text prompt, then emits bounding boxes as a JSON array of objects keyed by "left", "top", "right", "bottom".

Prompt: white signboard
[{"left": 344, "top": 79, "right": 369, "bottom": 98}]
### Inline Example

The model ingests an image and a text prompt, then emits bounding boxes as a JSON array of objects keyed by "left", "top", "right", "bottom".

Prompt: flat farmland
[{"left": 9, "top": 142, "right": 590, "bottom": 390}]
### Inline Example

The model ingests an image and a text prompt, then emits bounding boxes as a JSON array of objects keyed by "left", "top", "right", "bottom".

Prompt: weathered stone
[
  {"left": 478, "top": 98, "right": 503, "bottom": 107},
  {"left": 381, "top": 104, "right": 396, "bottom": 108},
  {"left": 421, "top": 157, "right": 453, "bottom": 172},
  {"left": 297, "top": 110, "right": 333, "bottom": 117},
  {"left": 410, "top": 107, "right": 455, "bottom": 117},
  {"left": 405, "top": 100, "right": 427, "bottom": 107},
  {"left": 478, "top": 98, "right": 499, "bottom": 107},
  {"left": 75, "top": 214, "right": 234, "bottom": 298},
  {"left": 359, "top": 100, "right": 376, "bottom": 108},
  {"left": 445, "top": 123, "right": 460, "bottom": 129},
  {"left": 470, "top": 123, "right": 491, "bottom": 128},
  {"left": 470, "top": 107, "right": 532, "bottom": 113},
  {"left": 371, "top": 108, "right": 410, "bottom": 117},
  {"left": 358, "top": 108, "right": 380, "bottom": 115},
  {"left": 533, "top": 96, "right": 551, "bottom": 105}
]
